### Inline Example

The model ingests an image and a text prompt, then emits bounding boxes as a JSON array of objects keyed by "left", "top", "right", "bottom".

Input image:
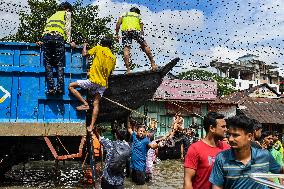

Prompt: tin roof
[
  {"left": 151, "top": 97, "right": 237, "bottom": 105},
  {"left": 219, "top": 83, "right": 284, "bottom": 124},
  {"left": 240, "top": 98, "right": 284, "bottom": 124}
]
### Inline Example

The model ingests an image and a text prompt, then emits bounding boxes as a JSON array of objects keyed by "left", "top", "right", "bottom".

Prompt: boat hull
[{"left": 95, "top": 58, "right": 180, "bottom": 122}]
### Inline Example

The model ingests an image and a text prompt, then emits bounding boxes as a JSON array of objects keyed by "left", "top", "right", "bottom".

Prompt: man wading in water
[
  {"left": 92, "top": 128, "right": 130, "bottom": 189},
  {"left": 128, "top": 123, "right": 158, "bottom": 185}
]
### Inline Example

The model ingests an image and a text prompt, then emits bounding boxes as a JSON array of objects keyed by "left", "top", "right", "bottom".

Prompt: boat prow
[{"left": 95, "top": 58, "right": 180, "bottom": 122}]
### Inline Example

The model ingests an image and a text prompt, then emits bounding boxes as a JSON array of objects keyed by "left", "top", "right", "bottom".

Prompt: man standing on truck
[
  {"left": 68, "top": 37, "right": 116, "bottom": 133},
  {"left": 115, "top": 7, "right": 157, "bottom": 74},
  {"left": 37, "top": 2, "right": 75, "bottom": 95}
]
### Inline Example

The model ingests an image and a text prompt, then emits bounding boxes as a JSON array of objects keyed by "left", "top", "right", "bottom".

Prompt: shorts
[
  {"left": 77, "top": 79, "right": 106, "bottom": 97},
  {"left": 131, "top": 169, "right": 146, "bottom": 185},
  {"left": 122, "top": 30, "right": 145, "bottom": 47}
]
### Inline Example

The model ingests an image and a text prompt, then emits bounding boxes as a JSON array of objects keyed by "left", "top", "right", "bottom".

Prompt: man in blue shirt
[
  {"left": 127, "top": 123, "right": 158, "bottom": 185},
  {"left": 209, "top": 115, "right": 284, "bottom": 189}
]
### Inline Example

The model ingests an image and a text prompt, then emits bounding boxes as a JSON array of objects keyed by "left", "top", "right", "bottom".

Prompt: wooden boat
[{"left": 91, "top": 58, "right": 180, "bottom": 123}]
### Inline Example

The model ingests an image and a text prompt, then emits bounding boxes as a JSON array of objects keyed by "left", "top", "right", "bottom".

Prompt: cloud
[
  {"left": 183, "top": 0, "right": 284, "bottom": 75},
  {"left": 0, "top": 0, "right": 29, "bottom": 38},
  {"left": 0, "top": 0, "right": 283, "bottom": 76},
  {"left": 93, "top": 0, "right": 205, "bottom": 70}
]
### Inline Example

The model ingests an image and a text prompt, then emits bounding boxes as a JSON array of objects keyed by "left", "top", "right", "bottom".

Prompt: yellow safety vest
[
  {"left": 121, "top": 12, "right": 141, "bottom": 31},
  {"left": 44, "top": 11, "right": 67, "bottom": 40}
]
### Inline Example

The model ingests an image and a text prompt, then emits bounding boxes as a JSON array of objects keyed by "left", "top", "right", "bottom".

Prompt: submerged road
[{"left": 0, "top": 159, "right": 184, "bottom": 189}]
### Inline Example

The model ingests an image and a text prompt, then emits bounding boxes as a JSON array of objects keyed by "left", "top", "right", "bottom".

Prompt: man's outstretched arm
[
  {"left": 183, "top": 168, "right": 196, "bottom": 189},
  {"left": 82, "top": 43, "right": 90, "bottom": 57},
  {"left": 127, "top": 121, "right": 133, "bottom": 135}
]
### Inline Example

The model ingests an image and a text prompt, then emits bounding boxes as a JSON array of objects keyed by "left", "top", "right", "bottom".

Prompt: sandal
[{"left": 76, "top": 104, "right": 90, "bottom": 111}]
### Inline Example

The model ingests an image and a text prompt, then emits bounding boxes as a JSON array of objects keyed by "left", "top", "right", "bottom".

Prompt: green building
[{"left": 133, "top": 79, "right": 236, "bottom": 137}]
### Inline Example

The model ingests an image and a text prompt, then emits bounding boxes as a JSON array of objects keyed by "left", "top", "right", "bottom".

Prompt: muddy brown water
[{"left": 0, "top": 159, "right": 184, "bottom": 189}]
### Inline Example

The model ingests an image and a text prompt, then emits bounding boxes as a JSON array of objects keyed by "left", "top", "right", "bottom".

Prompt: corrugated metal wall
[
  {"left": 136, "top": 101, "right": 207, "bottom": 136},
  {"left": 0, "top": 42, "right": 86, "bottom": 124}
]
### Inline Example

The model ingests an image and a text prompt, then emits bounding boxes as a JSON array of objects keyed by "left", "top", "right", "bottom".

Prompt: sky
[{"left": 0, "top": 0, "right": 283, "bottom": 75}]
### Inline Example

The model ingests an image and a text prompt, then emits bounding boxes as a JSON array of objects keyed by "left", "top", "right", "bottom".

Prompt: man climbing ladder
[
  {"left": 68, "top": 37, "right": 116, "bottom": 133},
  {"left": 115, "top": 7, "right": 158, "bottom": 74},
  {"left": 37, "top": 2, "right": 75, "bottom": 95}
]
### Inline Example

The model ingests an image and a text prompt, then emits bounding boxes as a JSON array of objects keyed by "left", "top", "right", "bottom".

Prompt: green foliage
[
  {"left": 1, "top": 0, "right": 115, "bottom": 47},
  {"left": 71, "top": 0, "right": 113, "bottom": 45},
  {"left": 1, "top": 0, "right": 57, "bottom": 42},
  {"left": 178, "top": 69, "right": 236, "bottom": 96}
]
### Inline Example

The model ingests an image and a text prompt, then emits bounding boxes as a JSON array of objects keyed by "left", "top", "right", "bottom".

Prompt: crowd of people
[
  {"left": 35, "top": 2, "right": 284, "bottom": 189},
  {"left": 83, "top": 112, "right": 284, "bottom": 189},
  {"left": 184, "top": 112, "right": 284, "bottom": 189},
  {"left": 95, "top": 111, "right": 200, "bottom": 188},
  {"left": 84, "top": 112, "right": 197, "bottom": 188}
]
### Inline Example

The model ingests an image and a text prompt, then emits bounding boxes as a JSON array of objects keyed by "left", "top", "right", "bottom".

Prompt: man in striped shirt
[{"left": 209, "top": 115, "right": 284, "bottom": 189}]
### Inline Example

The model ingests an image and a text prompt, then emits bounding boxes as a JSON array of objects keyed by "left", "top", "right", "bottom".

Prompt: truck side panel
[{"left": 0, "top": 42, "right": 87, "bottom": 136}]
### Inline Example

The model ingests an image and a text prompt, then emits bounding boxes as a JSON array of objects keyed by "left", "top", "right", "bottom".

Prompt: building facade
[
  {"left": 210, "top": 54, "right": 282, "bottom": 92},
  {"left": 220, "top": 83, "right": 284, "bottom": 140},
  {"left": 134, "top": 79, "right": 237, "bottom": 137}
]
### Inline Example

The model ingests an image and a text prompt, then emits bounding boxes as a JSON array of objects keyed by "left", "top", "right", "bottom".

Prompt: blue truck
[
  {"left": 0, "top": 42, "right": 88, "bottom": 176},
  {"left": 0, "top": 41, "right": 178, "bottom": 177},
  {"left": 0, "top": 42, "right": 86, "bottom": 136}
]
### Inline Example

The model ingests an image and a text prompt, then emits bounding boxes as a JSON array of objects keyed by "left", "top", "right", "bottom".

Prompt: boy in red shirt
[{"left": 183, "top": 112, "right": 230, "bottom": 189}]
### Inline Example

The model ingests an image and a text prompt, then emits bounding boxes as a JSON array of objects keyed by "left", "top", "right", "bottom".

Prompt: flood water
[{"left": 0, "top": 159, "right": 184, "bottom": 189}]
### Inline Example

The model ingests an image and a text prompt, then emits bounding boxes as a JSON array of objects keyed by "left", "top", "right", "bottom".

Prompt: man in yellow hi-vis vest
[
  {"left": 37, "top": 2, "right": 75, "bottom": 95},
  {"left": 115, "top": 7, "right": 157, "bottom": 74}
]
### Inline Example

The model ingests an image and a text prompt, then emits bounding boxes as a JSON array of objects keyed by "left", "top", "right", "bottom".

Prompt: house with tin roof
[
  {"left": 220, "top": 83, "right": 284, "bottom": 133},
  {"left": 134, "top": 78, "right": 237, "bottom": 136}
]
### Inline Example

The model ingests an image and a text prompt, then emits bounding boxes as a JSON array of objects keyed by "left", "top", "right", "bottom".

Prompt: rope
[
  {"left": 102, "top": 96, "right": 170, "bottom": 129},
  {"left": 82, "top": 152, "right": 88, "bottom": 171},
  {"left": 88, "top": 134, "right": 96, "bottom": 189},
  {"left": 81, "top": 140, "right": 89, "bottom": 183},
  {"left": 167, "top": 101, "right": 203, "bottom": 118},
  {"left": 56, "top": 136, "right": 70, "bottom": 155}
]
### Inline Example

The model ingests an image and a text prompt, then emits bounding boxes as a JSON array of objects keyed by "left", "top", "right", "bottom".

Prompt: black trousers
[
  {"left": 131, "top": 169, "right": 146, "bottom": 185},
  {"left": 42, "top": 34, "right": 65, "bottom": 92}
]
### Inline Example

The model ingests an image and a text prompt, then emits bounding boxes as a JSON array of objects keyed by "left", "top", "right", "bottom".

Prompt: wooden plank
[{"left": 0, "top": 123, "right": 86, "bottom": 136}]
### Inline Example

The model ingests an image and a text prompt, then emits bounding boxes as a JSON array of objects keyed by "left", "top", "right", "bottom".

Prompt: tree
[
  {"left": 178, "top": 69, "right": 236, "bottom": 96},
  {"left": 1, "top": 0, "right": 114, "bottom": 46}
]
